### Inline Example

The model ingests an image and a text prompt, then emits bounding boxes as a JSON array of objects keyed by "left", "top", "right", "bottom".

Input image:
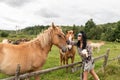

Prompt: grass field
[{"left": 0, "top": 41, "right": 120, "bottom": 80}]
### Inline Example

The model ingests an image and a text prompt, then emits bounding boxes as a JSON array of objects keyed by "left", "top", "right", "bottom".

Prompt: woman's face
[{"left": 77, "top": 35, "right": 82, "bottom": 41}]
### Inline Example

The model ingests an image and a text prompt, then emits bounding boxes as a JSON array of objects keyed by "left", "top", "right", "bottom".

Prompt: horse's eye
[{"left": 58, "top": 34, "right": 62, "bottom": 38}]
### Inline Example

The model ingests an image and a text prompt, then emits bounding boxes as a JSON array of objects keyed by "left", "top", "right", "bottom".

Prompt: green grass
[{"left": 0, "top": 41, "right": 120, "bottom": 80}]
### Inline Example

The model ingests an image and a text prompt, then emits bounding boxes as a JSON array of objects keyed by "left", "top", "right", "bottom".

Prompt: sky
[{"left": 0, "top": 0, "right": 120, "bottom": 30}]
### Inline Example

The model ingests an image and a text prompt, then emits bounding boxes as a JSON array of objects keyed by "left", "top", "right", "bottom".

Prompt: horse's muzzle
[
  {"left": 61, "top": 46, "right": 67, "bottom": 52},
  {"left": 66, "top": 40, "right": 70, "bottom": 45}
]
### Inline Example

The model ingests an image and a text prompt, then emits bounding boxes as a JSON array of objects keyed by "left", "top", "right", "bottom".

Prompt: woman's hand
[{"left": 81, "top": 49, "right": 88, "bottom": 58}]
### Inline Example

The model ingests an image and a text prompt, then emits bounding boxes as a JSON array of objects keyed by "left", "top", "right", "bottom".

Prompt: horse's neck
[
  {"left": 33, "top": 39, "right": 53, "bottom": 52},
  {"left": 42, "top": 44, "right": 52, "bottom": 52},
  {"left": 30, "top": 29, "right": 53, "bottom": 54}
]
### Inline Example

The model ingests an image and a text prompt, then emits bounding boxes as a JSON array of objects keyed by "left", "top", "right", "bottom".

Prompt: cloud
[
  {"left": 1, "top": 16, "right": 20, "bottom": 23},
  {"left": 0, "top": 0, "right": 120, "bottom": 30},
  {"left": 0, "top": 0, "right": 32, "bottom": 7},
  {"left": 35, "top": 8, "right": 60, "bottom": 18},
  {"left": 91, "top": 9, "right": 120, "bottom": 24}
]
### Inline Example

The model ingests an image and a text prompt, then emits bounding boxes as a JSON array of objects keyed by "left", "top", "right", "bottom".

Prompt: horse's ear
[
  {"left": 73, "top": 30, "right": 75, "bottom": 34},
  {"left": 52, "top": 22, "right": 56, "bottom": 29}
]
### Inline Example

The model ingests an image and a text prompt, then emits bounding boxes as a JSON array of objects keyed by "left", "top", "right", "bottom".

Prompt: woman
[{"left": 70, "top": 31, "right": 100, "bottom": 80}]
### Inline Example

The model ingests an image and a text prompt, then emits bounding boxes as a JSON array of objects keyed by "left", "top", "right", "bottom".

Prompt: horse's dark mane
[{"left": 77, "top": 31, "right": 87, "bottom": 49}]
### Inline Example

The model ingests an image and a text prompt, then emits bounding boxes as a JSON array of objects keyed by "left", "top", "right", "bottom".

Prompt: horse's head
[
  {"left": 65, "top": 30, "right": 74, "bottom": 49},
  {"left": 66, "top": 30, "right": 74, "bottom": 41},
  {"left": 51, "top": 22, "right": 67, "bottom": 52}
]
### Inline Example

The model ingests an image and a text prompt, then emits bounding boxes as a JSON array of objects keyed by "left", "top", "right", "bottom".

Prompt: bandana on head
[{"left": 78, "top": 33, "right": 82, "bottom": 36}]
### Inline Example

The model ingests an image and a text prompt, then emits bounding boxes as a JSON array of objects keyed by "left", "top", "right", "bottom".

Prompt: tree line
[{"left": 0, "top": 19, "right": 120, "bottom": 42}]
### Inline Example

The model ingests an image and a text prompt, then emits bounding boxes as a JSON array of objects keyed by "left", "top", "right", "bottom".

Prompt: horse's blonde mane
[
  {"left": 27, "top": 25, "right": 62, "bottom": 48},
  {"left": 29, "top": 27, "right": 53, "bottom": 48}
]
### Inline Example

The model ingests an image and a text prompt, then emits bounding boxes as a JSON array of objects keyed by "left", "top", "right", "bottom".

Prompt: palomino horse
[
  {"left": 88, "top": 41, "right": 105, "bottom": 53},
  {"left": 60, "top": 30, "right": 76, "bottom": 72},
  {"left": 0, "top": 23, "right": 67, "bottom": 80}
]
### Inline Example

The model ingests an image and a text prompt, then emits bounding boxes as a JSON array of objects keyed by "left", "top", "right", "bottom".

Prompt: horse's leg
[
  {"left": 71, "top": 55, "right": 74, "bottom": 63},
  {"left": 34, "top": 75, "right": 40, "bottom": 80},
  {"left": 65, "top": 58, "right": 68, "bottom": 72},
  {"left": 71, "top": 56, "right": 75, "bottom": 72},
  {"left": 60, "top": 54, "right": 63, "bottom": 66},
  {"left": 63, "top": 58, "right": 65, "bottom": 65},
  {"left": 33, "top": 68, "right": 41, "bottom": 80}
]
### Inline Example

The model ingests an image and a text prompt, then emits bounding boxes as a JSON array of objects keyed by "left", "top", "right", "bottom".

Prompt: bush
[{"left": 0, "top": 31, "right": 9, "bottom": 37}]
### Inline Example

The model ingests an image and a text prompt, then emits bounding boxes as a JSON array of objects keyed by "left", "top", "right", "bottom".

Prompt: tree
[
  {"left": 84, "top": 19, "right": 97, "bottom": 39},
  {"left": 0, "top": 31, "right": 9, "bottom": 37},
  {"left": 85, "top": 19, "right": 96, "bottom": 32},
  {"left": 113, "top": 21, "right": 120, "bottom": 42}
]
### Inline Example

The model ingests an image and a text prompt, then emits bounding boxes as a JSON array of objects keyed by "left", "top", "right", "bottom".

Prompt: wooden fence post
[
  {"left": 15, "top": 64, "right": 20, "bottom": 80},
  {"left": 103, "top": 48, "right": 110, "bottom": 72}
]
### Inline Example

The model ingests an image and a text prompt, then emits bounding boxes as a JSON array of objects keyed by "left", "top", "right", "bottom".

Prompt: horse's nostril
[{"left": 66, "top": 40, "right": 70, "bottom": 45}]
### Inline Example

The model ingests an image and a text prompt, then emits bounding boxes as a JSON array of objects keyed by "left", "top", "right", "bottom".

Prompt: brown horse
[
  {"left": 11, "top": 38, "right": 30, "bottom": 45},
  {"left": 60, "top": 30, "right": 76, "bottom": 72},
  {"left": 2, "top": 38, "right": 30, "bottom": 45},
  {"left": 0, "top": 23, "right": 67, "bottom": 80}
]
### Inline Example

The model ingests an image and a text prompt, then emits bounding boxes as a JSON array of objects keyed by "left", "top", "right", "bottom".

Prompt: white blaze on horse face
[
  {"left": 68, "top": 45, "right": 72, "bottom": 49},
  {"left": 69, "top": 35, "right": 72, "bottom": 42},
  {"left": 68, "top": 35, "right": 72, "bottom": 49}
]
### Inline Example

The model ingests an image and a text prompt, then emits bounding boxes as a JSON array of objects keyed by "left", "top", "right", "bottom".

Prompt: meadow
[{"left": 0, "top": 41, "right": 120, "bottom": 80}]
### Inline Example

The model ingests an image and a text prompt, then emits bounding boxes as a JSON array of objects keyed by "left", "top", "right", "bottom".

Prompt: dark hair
[{"left": 77, "top": 31, "right": 87, "bottom": 49}]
